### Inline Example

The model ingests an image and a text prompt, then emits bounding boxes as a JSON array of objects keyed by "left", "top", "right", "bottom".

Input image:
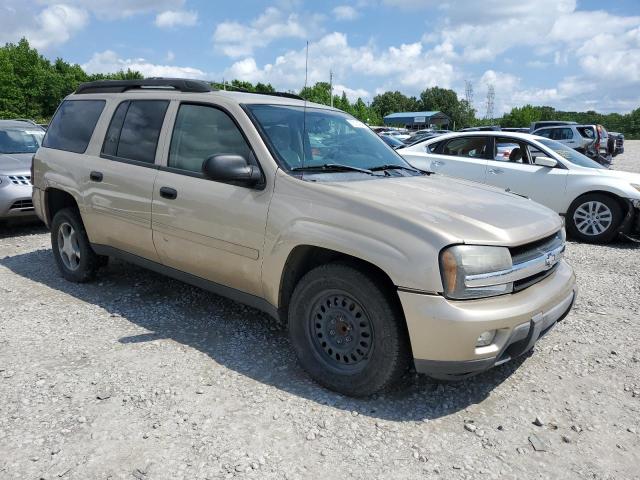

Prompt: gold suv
[{"left": 32, "top": 78, "right": 577, "bottom": 396}]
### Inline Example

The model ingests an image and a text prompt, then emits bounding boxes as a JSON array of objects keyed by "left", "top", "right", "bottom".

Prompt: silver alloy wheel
[
  {"left": 57, "top": 221, "right": 81, "bottom": 270},
  {"left": 573, "top": 201, "right": 613, "bottom": 236}
]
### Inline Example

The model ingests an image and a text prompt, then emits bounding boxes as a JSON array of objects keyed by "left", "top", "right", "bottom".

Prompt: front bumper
[
  {"left": 399, "top": 260, "right": 577, "bottom": 380},
  {"left": 0, "top": 175, "right": 36, "bottom": 219}
]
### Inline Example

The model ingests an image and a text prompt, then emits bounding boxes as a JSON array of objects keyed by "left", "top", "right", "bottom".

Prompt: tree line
[{"left": 1, "top": 38, "right": 639, "bottom": 138}]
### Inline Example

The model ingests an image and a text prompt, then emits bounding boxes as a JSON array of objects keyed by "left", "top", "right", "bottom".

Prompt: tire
[
  {"left": 51, "top": 208, "right": 101, "bottom": 282},
  {"left": 288, "top": 263, "right": 411, "bottom": 396},
  {"left": 566, "top": 193, "right": 623, "bottom": 244}
]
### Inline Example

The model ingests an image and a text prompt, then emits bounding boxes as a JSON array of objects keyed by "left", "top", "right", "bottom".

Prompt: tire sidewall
[
  {"left": 288, "top": 264, "right": 407, "bottom": 396},
  {"left": 566, "top": 194, "right": 622, "bottom": 244},
  {"left": 51, "top": 208, "right": 97, "bottom": 282}
]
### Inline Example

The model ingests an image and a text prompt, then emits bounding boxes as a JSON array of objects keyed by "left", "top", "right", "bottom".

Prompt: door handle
[
  {"left": 432, "top": 160, "right": 445, "bottom": 167},
  {"left": 159, "top": 186, "right": 177, "bottom": 200},
  {"left": 488, "top": 168, "right": 504, "bottom": 175},
  {"left": 89, "top": 171, "right": 103, "bottom": 182}
]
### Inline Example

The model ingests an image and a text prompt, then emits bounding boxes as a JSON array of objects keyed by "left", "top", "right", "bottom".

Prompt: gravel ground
[{"left": 1, "top": 143, "right": 639, "bottom": 480}]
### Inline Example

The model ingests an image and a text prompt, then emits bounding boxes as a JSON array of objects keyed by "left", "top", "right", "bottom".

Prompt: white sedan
[{"left": 397, "top": 131, "right": 640, "bottom": 243}]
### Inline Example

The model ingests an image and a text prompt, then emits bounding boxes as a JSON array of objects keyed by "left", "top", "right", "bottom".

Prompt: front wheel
[
  {"left": 566, "top": 193, "right": 622, "bottom": 244},
  {"left": 288, "top": 263, "right": 410, "bottom": 396}
]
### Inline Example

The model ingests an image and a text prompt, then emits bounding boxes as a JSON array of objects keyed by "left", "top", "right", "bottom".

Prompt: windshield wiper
[
  {"left": 369, "top": 164, "right": 431, "bottom": 175},
  {"left": 291, "top": 163, "right": 381, "bottom": 176}
]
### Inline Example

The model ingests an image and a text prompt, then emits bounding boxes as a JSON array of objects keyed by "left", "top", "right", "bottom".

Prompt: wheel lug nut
[{"left": 329, "top": 329, "right": 335, "bottom": 336}]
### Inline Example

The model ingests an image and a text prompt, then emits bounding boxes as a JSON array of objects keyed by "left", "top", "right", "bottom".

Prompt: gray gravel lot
[{"left": 1, "top": 143, "right": 639, "bottom": 480}]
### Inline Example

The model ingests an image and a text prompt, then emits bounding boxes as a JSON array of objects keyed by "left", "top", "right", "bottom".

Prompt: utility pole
[
  {"left": 329, "top": 70, "right": 333, "bottom": 108},
  {"left": 485, "top": 84, "right": 495, "bottom": 122}
]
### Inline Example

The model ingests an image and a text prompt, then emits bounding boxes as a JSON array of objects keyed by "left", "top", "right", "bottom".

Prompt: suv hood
[
  {"left": 324, "top": 174, "right": 562, "bottom": 247},
  {"left": 0, "top": 153, "right": 32, "bottom": 175}
]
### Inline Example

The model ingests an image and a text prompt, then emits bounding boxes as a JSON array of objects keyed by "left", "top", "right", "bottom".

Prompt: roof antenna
[{"left": 301, "top": 40, "right": 309, "bottom": 179}]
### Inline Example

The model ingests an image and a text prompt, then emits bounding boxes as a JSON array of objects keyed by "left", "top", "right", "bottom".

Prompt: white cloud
[
  {"left": 212, "top": 7, "right": 322, "bottom": 58},
  {"left": 0, "top": 3, "right": 88, "bottom": 50},
  {"left": 82, "top": 50, "right": 206, "bottom": 79},
  {"left": 222, "top": 32, "right": 456, "bottom": 97},
  {"left": 154, "top": 9, "right": 198, "bottom": 28},
  {"left": 385, "top": 0, "right": 640, "bottom": 112},
  {"left": 41, "top": 0, "right": 186, "bottom": 19},
  {"left": 333, "top": 84, "right": 369, "bottom": 102},
  {"left": 332, "top": 5, "right": 358, "bottom": 21}
]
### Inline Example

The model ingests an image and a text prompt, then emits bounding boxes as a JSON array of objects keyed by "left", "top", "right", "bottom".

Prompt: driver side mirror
[
  {"left": 533, "top": 156, "right": 557, "bottom": 168},
  {"left": 202, "top": 154, "right": 263, "bottom": 187}
]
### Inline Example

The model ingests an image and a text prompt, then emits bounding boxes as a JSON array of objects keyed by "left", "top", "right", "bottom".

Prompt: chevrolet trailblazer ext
[{"left": 32, "top": 79, "right": 576, "bottom": 396}]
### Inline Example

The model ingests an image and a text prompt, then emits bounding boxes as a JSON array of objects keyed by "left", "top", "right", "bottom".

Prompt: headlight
[
  {"left": 440, "top": 245, "right": 513, "bottom": 300},
  {"left": 631, "top": 184, "right": 640, "bottom": 194}
]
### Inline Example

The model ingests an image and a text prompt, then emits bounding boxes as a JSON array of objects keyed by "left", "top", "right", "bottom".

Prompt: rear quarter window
[{"left": 43, "top": 100, "right": 105, "bottom": 153}]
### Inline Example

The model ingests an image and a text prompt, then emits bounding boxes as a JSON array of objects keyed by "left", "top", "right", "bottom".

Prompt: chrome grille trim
[
  {"left": 464, "top": 231, "right": 566, "bottom": 289},
  {"left": 10, "top": 199, "right": 34, "bottom": 210},
  {"left": 464, "top": 244, "right": 564, "bottom": 288},
  {"left": 8, "top": 175, "right": 32, "bottom": 186}
]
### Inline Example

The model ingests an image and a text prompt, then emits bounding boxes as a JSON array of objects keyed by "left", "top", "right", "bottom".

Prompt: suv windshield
[
  {"left": 0, "top": 127, "right": 44, "bottom": 154},
  {"left": 538, "top": 138, "right": 604, "bottom": 169},
  {"left": 247, "top": 105, "right": 415, "bottom": 175}
]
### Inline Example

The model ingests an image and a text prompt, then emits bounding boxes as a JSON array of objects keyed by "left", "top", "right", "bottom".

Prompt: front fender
[
  {"left": 260, "top": 173, "right": 445, "bottom": 307},
  {"left": 564, "top": 177, "right": 640, "bottom": 214}
]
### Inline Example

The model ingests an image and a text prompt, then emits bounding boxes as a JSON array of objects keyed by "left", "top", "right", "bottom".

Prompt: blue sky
[{"left": 2, "top": 0, "right": 639, "bottom": 114}]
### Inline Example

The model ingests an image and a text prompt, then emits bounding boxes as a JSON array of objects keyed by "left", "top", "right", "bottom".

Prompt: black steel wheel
[
  {"left": 309, "top": 291, "right": 374, "bottom": 373},
  {"left": 288, "top": 263, "right": 410, "bottom": 396}
]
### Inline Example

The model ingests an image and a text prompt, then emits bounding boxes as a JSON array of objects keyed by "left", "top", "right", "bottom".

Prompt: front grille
[
  {"left": 10, "top": 199, "right": 34, "bottom": 210},
  {"left": 8, "top": 175, "right": 31, "bottom": 186},
  {"left": 513, "top": 264, "right": 558, "bottom": 292},
  {"left": 510, "top": 231, "right": 563, "bottom": 264},
  {"left": 509, "top": 230, "right": 565, "bottom": 292}
]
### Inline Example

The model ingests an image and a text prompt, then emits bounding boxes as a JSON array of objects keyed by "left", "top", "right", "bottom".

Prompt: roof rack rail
[
  {"left": 265, "top": 91, "right": 304, "bottom": 100},
  {"left": 212, "top": 83, "right": 303, "bottom": 101},
  {"left": 75, "top": 78, "right": 213, "bottom": 94}
]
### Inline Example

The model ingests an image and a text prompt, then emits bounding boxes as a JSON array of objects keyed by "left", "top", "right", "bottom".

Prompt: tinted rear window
[
  {"left": 117, "top": 101, "right": 168, "bottom": 163},
  {"left": 101, "top": 100, "right": 168, "bottom": 163},
  {"left": 43, "top": 100, "right": 105, "bottom": 153}
]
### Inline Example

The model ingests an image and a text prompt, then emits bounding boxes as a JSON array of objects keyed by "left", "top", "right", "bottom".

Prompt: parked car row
[
  {"left": 397, "top": 131, "right": 640, "bottom": 243},
  {"left": 28, "top": 78, "right": 580, "bottom": 396},
  {"left": 375, "top": 120, "right": 624, "bottom": 169}
]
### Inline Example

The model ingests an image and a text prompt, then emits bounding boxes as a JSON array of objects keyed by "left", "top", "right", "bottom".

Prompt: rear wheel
[
  {"left": 51, "top": 208, "right": 101, "bottom": 282},
  {"left": 566, "top": 193, "right": 622, "bottom": 244},
  {"left": 288, "top": 263, "right": 410, "bottom": 396}
]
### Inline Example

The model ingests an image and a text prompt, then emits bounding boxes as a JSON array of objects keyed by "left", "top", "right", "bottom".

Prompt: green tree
[
  {"left": 419, "top": 86, "right": 475, "bottom": 129},
  {"left": 255, "top": 82, "right": 275, "bottom": 93},
  {"left": 299, "top": 81, "right": 332, "bottom": 105},
  {"left": 370, "top": 90, "right": 420, "bottom": 119},
  {"left": 0, "top": 38, "right": 143, "bottom": 122}
]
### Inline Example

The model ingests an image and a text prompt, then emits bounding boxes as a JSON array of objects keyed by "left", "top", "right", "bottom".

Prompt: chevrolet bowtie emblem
[{"left": 545, "top": 253, "right": 557, "bottom": 267}]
